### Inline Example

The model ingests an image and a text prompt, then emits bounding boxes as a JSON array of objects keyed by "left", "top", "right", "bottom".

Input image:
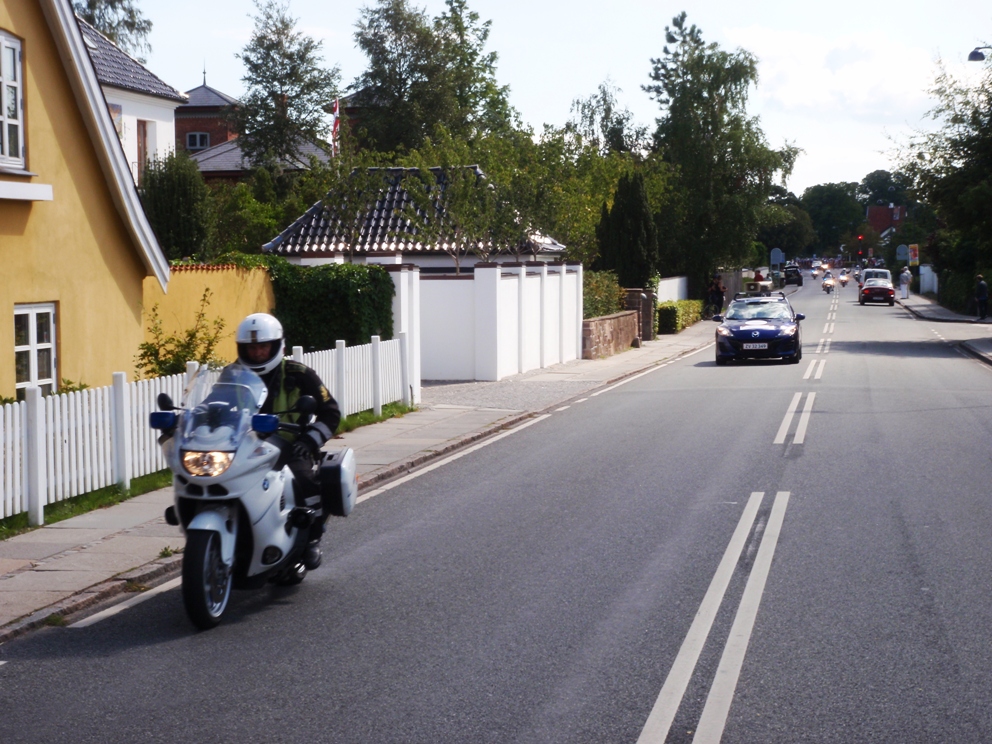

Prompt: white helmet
[{"left": 236, "top": 313, "right": 284, "bottom": 375}]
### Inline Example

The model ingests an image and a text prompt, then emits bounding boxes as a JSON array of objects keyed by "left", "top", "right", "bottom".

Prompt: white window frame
[
  {"left": 0, "top": 31, "right": 24, "bottom": 169},
  {"left": 14, "top": 303, "right": 57, "bottom": 401},
  {"left": 186, "top": 131, "right": 209, "bottom": 150}
]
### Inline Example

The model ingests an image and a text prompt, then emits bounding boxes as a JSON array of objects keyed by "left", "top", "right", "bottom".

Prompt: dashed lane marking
[
  {"left": 774, "top": 393, "right": 803, "bottom": 444},
  {"left": 814, "top": 339, "right": 824, "bottom": 354},
  {"left": 815, "top": 360, "right": 826, "bottom": 380},
  {"left": 692, "top": 491, "right": 792, "bottom": 743},
  {"left": 823, "top": 339, "right": 832, "bottom": 354},
  {"left": 636, "top": 492, "right": 767, "bottom": 744},
  {"left": 803, "top": 360, "right": 817, "bottom": 380},
  {"left": 793, "top": 393, "right": 816, "bottom": 444}
]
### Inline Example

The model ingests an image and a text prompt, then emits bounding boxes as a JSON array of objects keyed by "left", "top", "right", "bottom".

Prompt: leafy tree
[
  {"left": 569, "top": 81, "right": 649, "bottom": 156},
  {"left": 139, "top": 150, "right": 210, "bottom": 260},
  {"left": 73, "top": 0, "right": 152, "bottom": 61},
  {"left": 644, "top": 12, "right": 788, "bottom": 296},
  {"left": 204, "top": 181, "right": 281, "bottom": 255},
  {"left": 899, "top": 60, "right": 992, "bottom": 274},
  {"left": 799, "top": 182, "right": 864, "bottom": 255},
  {"left": 858, "top": 169, "right": 910, "bottom": 207},
  {"left": 352, "top": 0, "right": 512, "bottom": 153},
  {"left": 232, "top": 0, "right": 340, "bottom": 166},
  {"left": 594, "top": 172, "right": 658, "bottom": 288},
  {"left": 757, "top": 188, "right": 816, "bottom": 259}
]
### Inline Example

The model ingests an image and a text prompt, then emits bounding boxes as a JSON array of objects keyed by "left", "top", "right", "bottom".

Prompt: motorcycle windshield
[{"left": 178, "top": 364, "right": 268, "bottom": 452}]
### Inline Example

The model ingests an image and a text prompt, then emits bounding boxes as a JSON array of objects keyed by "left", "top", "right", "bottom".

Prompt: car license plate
[{"left": 743, "top": 343, "right": 768, "bottom": 350}]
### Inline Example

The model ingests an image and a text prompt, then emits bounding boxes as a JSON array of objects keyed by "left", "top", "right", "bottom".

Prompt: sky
[{"left": 141, "top": 0, "right": 992, "bottom": 196}]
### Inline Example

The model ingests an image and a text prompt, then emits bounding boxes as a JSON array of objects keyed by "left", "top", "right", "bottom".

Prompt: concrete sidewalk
[
  {"left": 0, "top": 318, "right": 717, "bottom": 641},
  {"left": 896, "top": 291, "right": 992, "bottom": 362}
]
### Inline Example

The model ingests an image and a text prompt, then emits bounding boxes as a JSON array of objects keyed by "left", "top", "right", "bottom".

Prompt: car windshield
[
  {"left": 725, "top": 302, "right": 792, "bottom": 320},
  {"left": 864, "top": 279, "right": 888, "bottom": 287}
]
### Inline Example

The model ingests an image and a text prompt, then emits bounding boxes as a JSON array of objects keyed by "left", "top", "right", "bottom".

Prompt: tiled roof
[
  {"left": 191, "top": 138, "right": 331, "bottom": 173},
  {"left": 181, "top": 83, "right": 238, "bottom": 109},
  {"left": 264, "top": 166, "right": 566, "bottom": 257},
  {"left": 77, "top": 16, "right": 186, "bottom": 103},
  {"left": 264, "top": 167, "right": 477, "bottom": 256}
]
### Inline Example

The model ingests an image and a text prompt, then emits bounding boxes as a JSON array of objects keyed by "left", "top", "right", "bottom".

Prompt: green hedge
[
  {"left": 938, "top": 269, "right": 991, "bottom": 315},
  {"left": 657, "top": 300, "right": 703, "bottom": 334},
  {"left": 583, "top": 270, "right": 626, "bottom": 319},
  {"left": 267, "top": 260, "right": 395, "bottom": 350},
  {"left": 206, "top": 254, "right": 395, "bottom": 350}
]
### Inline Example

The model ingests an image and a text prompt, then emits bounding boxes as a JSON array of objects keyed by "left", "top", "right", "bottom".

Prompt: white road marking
[
  {"left": 793, "top": 393, "right": 816, "bottom": 444},
  {"left": 815, "top": 359, "right": 826, "bottom": 380},
  {"left": 555, "top": 406, "right": 570, "bottom": 411},
  {"left": 773, "top": 393, "right": 803, "bottom": 444},
  {"left": 814, "top": 339, "right": 824, "bottom": 354},
  {"left": 0, "top": 661, "right": 6, "bottom": 667},
  {"left": 802, "top": 360, "right": 817, "bottom": 380},
  {"left": 636, "top": 492, "right": 766, "bottom": 744},
  {"left": 827, "top": 323, "right": 835, "bottom": 333},
  {"left": 574, "top": 398, "right": 589, "bottom": 403},
  {"left": 822, "top": 322, "right": 829, "bottom": 334},
  {"left": 357, "top": 415, "right": 553, "bottom": 503},
  {"left": 692, "top": 491, "right": 791, "bottom": 743},
  {"left": 70, "top": 577, "right": 182, "bottom": 628},
  {"left": 823, "top": 339, "right": 832, "bottom": 354}
]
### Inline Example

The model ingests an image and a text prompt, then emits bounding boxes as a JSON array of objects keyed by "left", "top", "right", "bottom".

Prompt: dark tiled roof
[
  {"left": 264, "top": 167, "right": 481, "bottom": 256},
  {"left": 77, "top": 17, "right": 186, "bottom": 103},
  {"left": 181, "top": 84, "right": 239, "bottom": 109},
  {"left": 190, "top": 138, "right": 331, "bottom": 173},
  {"left": 263, "top": 166, "right": 566, "bottom": 258}
]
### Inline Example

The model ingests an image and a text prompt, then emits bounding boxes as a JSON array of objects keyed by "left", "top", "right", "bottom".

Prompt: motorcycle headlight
[
  {"left": 778, "top": 325, "right": 798, "bottom": 336},
  {"left": 182, "top": 450, "right": 233, "bottom": 477},
  {"left": 717, "top": 326, "right": 733, "bottom": 336}
]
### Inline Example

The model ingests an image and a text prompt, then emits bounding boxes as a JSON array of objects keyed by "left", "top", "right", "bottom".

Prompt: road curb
[
  {"left": 0, "top": 332, "right": 712, "bottom": 644},
  {"left": 0, "top": 554, "right": 183, "bottom": 644}
]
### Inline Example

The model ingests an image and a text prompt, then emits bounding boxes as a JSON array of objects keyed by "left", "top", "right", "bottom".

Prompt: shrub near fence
[
  {"left": 657, "top": 300, "right": 703, "bottom": 334},
  {"left": 0, "top": 334, "right": 412, "bottom": 524}
]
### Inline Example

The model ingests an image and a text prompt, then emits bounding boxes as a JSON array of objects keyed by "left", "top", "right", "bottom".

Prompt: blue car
[{"left": 712, "top": 293, "right": 805, "bottom": 365}]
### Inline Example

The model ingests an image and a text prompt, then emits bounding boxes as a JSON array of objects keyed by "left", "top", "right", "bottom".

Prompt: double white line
[
  {"left": 774, "top": 392, "right": 816, "bottom": 444},
  {"left": 637, "top": 491, "right": 791, "bottom": 743}
]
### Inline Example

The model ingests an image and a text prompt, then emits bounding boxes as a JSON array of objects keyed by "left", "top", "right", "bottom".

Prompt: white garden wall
[
  {"left": 656, "top": 276, "right": 689, "bottom": 303},
  {"left": 420, "top": 263, "right": 582, "bottom": 381}
]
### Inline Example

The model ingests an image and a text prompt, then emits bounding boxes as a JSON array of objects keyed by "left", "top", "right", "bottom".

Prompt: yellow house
[{"left": 0, "top": 0, "right": 169, "bottom": 400}]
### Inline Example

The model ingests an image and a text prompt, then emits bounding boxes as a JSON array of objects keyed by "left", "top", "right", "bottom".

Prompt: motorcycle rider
[{"left": 236, "top": 313, "right": 341, "bottom": 570}]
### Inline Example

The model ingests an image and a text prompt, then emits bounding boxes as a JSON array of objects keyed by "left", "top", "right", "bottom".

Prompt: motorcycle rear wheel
[{"left": 182, "top": 530, "right": 232, "bottom": 629}]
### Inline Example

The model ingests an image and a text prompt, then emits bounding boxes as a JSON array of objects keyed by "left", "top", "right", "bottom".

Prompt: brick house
[{"left": 175, "top": 79, "right": 238, "bottom": 155}]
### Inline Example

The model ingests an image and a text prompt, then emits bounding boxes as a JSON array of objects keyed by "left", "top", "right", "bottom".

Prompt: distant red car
[{"left": 859, "top": 278, "right": 895, "bottom": 306}]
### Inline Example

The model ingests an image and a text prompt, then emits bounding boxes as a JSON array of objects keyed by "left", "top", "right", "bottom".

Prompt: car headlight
[
  {"left": 778, "top": 325, "right": 798, "bottom": 336},
  {"left": 182, "top": 450, "right": 233, "bottom": 477},
  {"left": 717, "top": 326, "right": 733, "bottom": 336}
]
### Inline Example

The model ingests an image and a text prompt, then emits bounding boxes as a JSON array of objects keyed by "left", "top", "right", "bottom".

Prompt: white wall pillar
[
  {"left": 371, "top": 335, "right": 382, "bottom": 417},
  {"left": 388, "top": 265, "right": 421, "bottom": 404},
  {"left": 573, "top": 263, "right": 584, "bottom": 362},
  {"left": 538, "top": 264, "right": 548, "bottom": 369},
  {"left": 474, "top": 264, "right": 501, "bottom": 381},
  {"left": 399, "top": 331, "right": 412, "bottom": 406},
  {"left": 555, "top": 264, "right": 567, "bottom": 365},
  {"left": 517, "top": 265, "right": 527, "bottom": 374}
]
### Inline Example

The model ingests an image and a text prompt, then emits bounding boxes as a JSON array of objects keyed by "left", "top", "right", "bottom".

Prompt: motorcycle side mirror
[
  {"left": 157, "top": 392, "right": 175, "bottom": 411},
  {"left": 295, "top": 395, "right": 317, "bottom": 416}
]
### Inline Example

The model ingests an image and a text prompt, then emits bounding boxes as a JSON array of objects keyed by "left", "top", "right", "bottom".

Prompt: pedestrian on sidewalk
[
  {"left": 900, "top": 266, "right": 912, "bottom": 300},
  {"left": 706, "top": 274, "right": 726, "bottom": 316},
  {"left": 976, "top": 275, "right": 988, "bottom": 321}
]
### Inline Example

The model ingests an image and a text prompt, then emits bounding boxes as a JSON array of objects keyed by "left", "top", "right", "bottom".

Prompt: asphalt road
[{"left": 2, "top": 282, "right": 992, "bottom": 743}]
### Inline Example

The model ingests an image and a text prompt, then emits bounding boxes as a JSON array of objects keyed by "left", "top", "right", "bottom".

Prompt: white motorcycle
[{"left": 151, "top": 363, "right": 357, "bottom": 629}]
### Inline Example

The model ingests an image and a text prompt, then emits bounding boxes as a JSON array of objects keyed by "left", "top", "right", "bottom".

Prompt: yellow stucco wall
[
  {"left": 142, "top": 266, "right": 276, "bottom": 366},
  {"left": 0, "top": 3, "right": 150, "bottom": 396}
]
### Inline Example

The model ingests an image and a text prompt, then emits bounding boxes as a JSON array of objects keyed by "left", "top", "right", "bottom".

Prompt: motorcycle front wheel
[{"left": 182, "top": 530, "right": 232, "bottom": 629}]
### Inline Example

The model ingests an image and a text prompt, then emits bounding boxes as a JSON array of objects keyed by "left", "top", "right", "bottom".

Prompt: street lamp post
[{"left": 968, "top": 46, "right": 992, "bottom": 62}]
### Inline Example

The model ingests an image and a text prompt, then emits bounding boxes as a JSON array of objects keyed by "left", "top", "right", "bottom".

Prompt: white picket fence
[{"left": 0, "top": 334, "right": 410, "bottom": 524}]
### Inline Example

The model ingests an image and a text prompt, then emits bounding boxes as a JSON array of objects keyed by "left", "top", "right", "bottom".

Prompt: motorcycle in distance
[
  {"left": 150, "top": 363, "right": 357, "bottom": 630},
  {"left": 839, "top": 273, "right": 849, "bottom": 287},
  {"left": 822, "top": 276, "right": 835, "bottom": 293}
]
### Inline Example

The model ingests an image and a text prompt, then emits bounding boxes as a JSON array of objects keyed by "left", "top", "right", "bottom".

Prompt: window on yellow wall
[
  {"left": 0, "top": 31, "right": 24, "bottom": 169},
  {"left": 14, "top": 304, "right": 56, "bottom": 400}
]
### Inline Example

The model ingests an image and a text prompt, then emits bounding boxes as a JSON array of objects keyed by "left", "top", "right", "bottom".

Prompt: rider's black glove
[{"left": 294, "top": 425, "right": 326, "bottom": 463}]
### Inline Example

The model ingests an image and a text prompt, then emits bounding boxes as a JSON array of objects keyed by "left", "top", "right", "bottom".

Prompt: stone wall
[{"left": 582, "top": 310, "right": 640, "bottom": 360}]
